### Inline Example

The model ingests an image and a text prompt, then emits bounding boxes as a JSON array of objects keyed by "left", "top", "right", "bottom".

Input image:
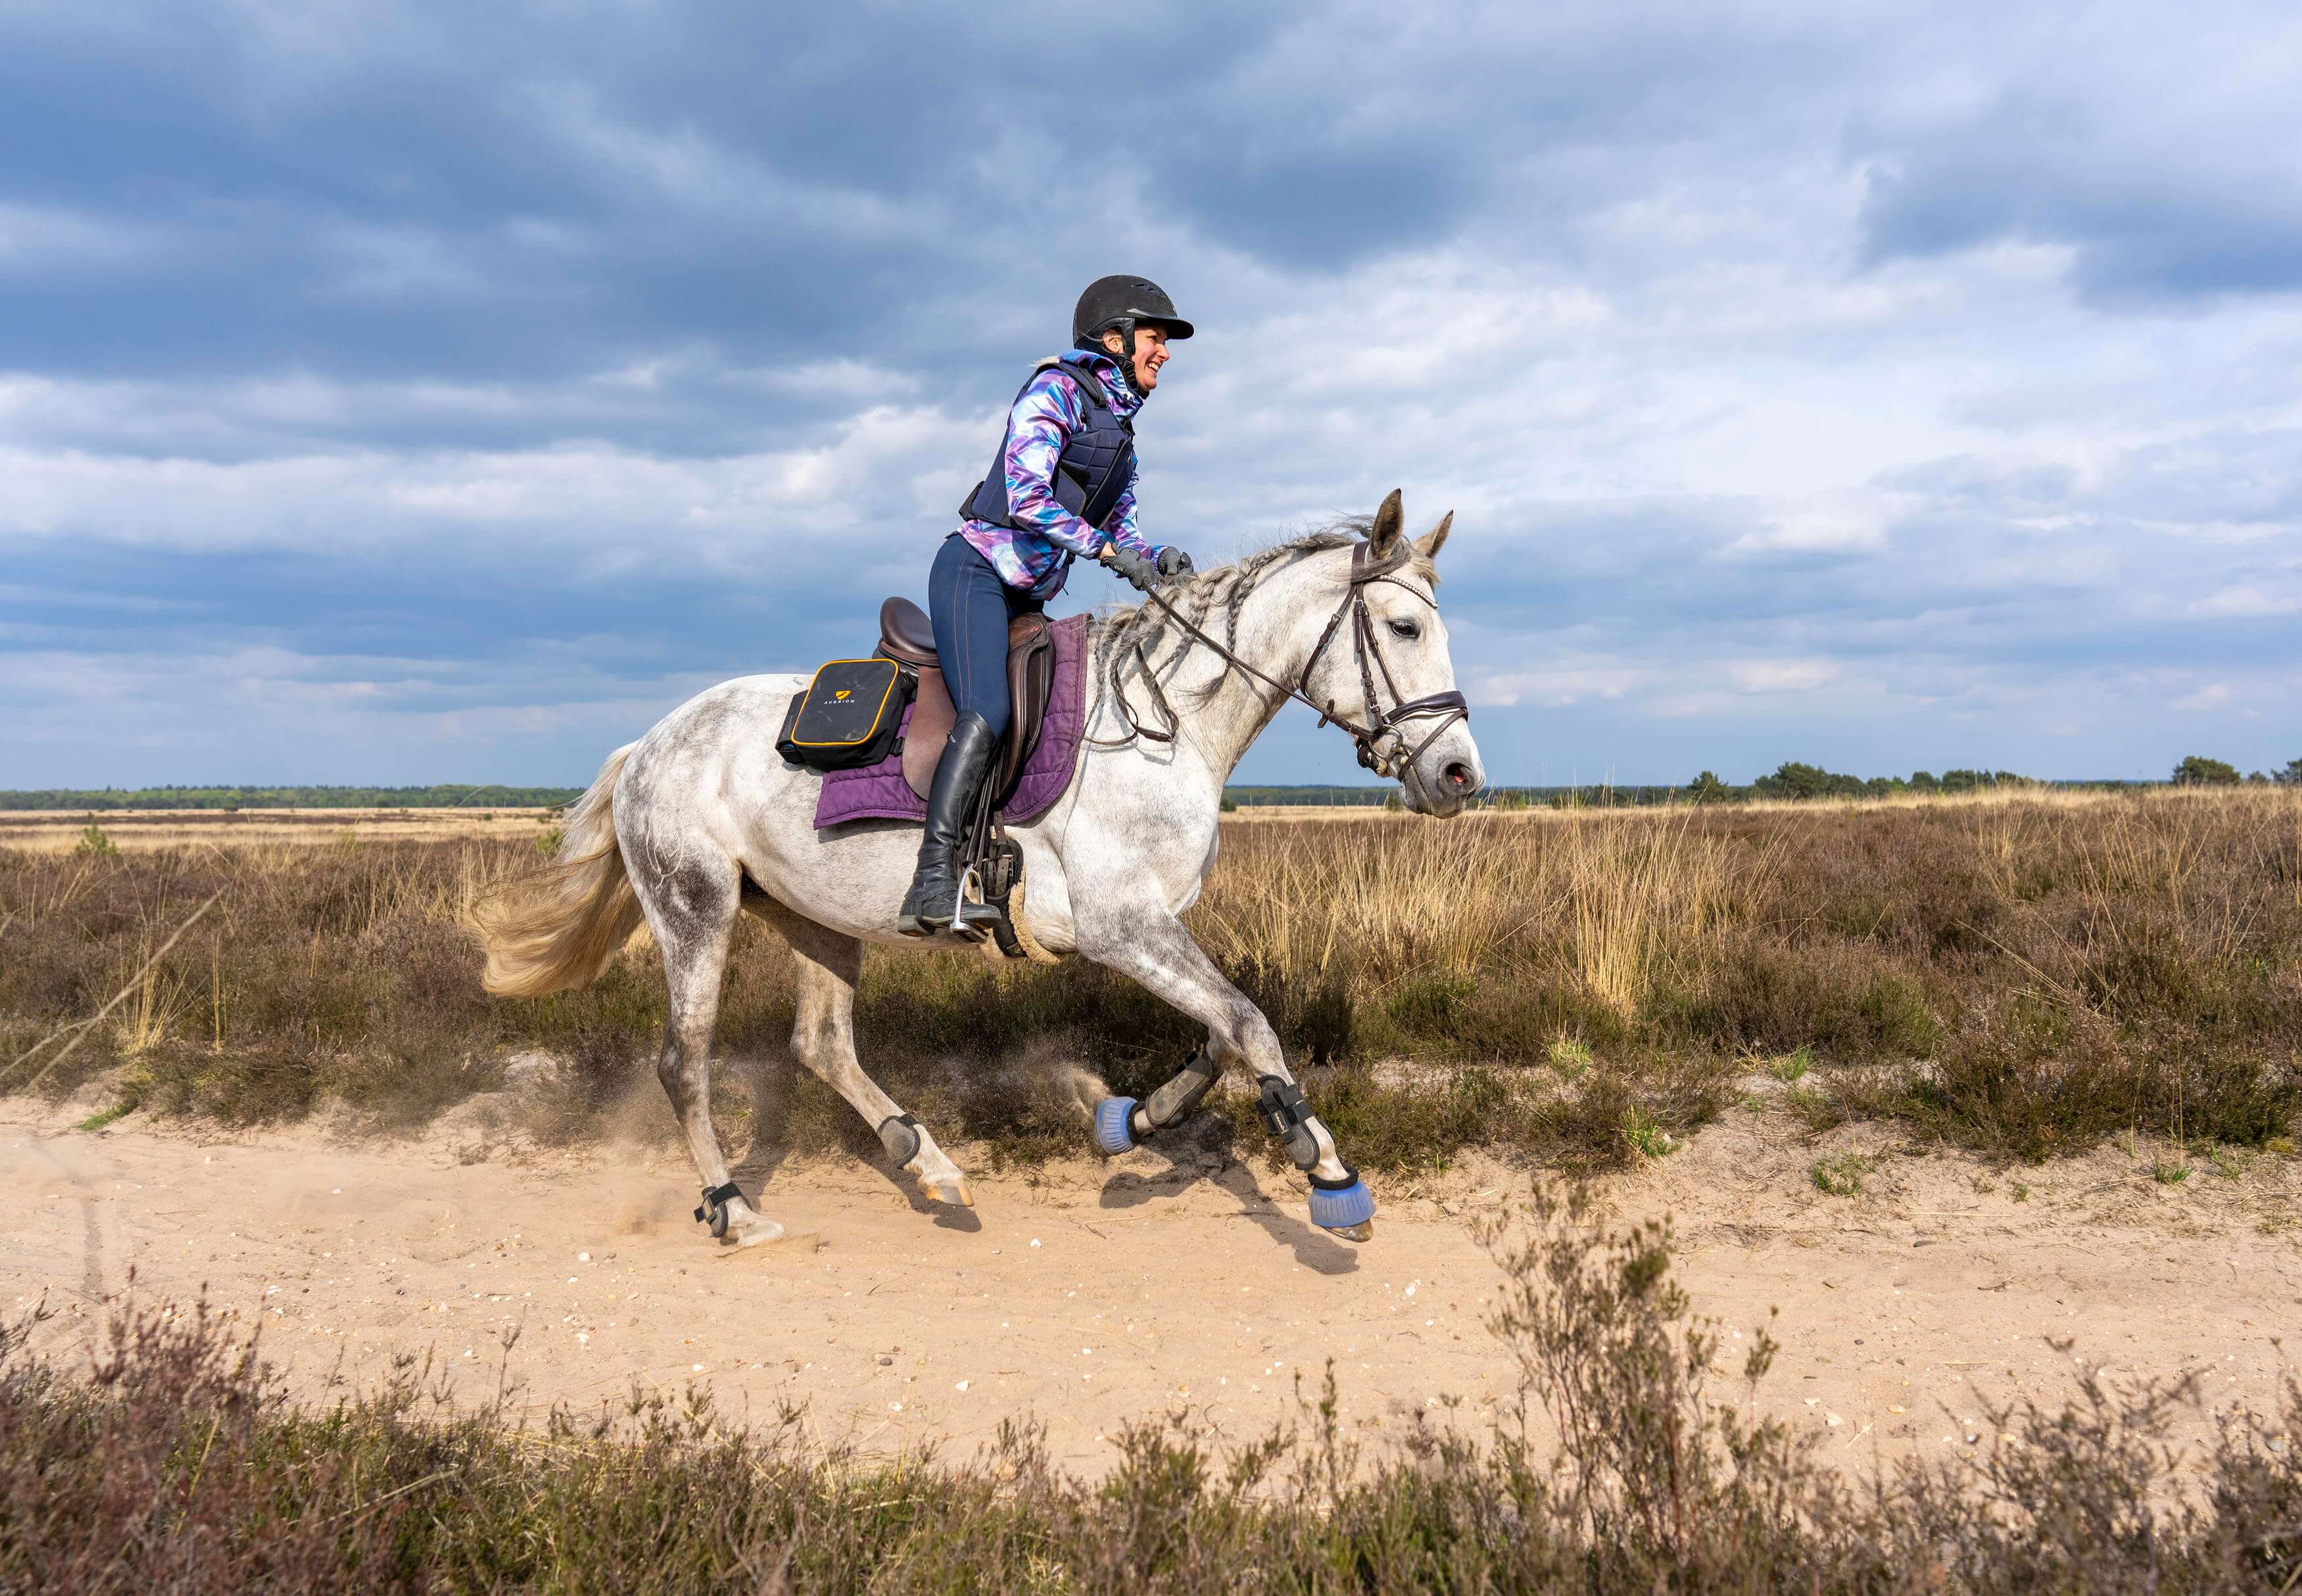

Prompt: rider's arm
[
  {"left": 995, "top": 371, "right": 1105, "bottom": 559},
  {"left": 1097, "top": 454, "right": 1165, "bottom": 561}
]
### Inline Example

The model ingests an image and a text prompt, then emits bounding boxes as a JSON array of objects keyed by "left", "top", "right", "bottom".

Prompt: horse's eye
[{"left": 1387, "top": 618, "right": 1420, "bottom": 640}]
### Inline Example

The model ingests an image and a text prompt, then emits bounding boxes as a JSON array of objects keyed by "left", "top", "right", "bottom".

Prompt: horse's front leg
[{"left": 1080, "top": 910, "right": 1375, "bottom": 1241}]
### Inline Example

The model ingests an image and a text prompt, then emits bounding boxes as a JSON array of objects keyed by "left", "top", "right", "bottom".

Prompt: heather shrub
[
  {"left": 5, "top": 786, "right": 2299, "bottom": 1163},
  {"left": 5, "top": 1190, "right": 2297, "bottom": 1592}
]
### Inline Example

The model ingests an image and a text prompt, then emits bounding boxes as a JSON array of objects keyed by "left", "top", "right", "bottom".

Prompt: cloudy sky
[{"left": 4, "top": 1, "right": 2297, "bottom": 789}]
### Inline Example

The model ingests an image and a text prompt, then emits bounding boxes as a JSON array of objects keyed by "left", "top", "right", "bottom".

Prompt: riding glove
[
  {"left": 1103, "top": 544, "right": 1159, "bottom": 592},
  {"left": 1156, "top": 547, "right": 1196, "bottom": 580}
]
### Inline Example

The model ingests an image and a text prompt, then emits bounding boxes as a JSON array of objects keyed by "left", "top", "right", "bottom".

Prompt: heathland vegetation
[
  {"left": 5, "top": 1185, "right": 2297, "bottom": 1591},
  {"left": 4, "top": 786, "right": 2296, "bottom": 1170},
  {"left": 7, "top": 789, "right": 2301, "bottom": 1589},
  {"left": 0, "top": 784, "right": 587, "bottom": 812}
]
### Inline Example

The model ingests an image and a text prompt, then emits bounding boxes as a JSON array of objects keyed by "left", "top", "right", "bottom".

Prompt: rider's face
[{"left": 1104, "top": 324, "right": 1172, "bottom": 390}]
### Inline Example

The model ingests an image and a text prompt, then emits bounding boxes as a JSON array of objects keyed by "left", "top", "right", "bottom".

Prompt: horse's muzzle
[{"left": 1401, "top": 731, "right": 1485, "bottom": 818}]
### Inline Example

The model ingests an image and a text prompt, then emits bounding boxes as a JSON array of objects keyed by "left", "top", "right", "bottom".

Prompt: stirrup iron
[{"left": 947, "top": 863, "right": 1005, "bottom": 943}]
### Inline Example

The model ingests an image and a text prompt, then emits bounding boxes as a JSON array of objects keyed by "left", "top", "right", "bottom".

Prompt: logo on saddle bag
[{"left": 775, "top": 657, "right": 915, "bottom": 772}]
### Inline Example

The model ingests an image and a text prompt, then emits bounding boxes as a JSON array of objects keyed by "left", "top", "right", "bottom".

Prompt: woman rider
[{"left": 896, "top": 275, "right": 1199, "bottom": 935}]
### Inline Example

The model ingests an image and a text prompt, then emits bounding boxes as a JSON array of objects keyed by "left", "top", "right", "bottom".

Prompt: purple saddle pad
[{"left": 813, "top": 611, "right": 1090, "bottom": 830}]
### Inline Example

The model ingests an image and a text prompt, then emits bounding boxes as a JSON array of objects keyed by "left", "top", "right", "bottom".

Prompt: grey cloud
[
  {"left": 1850, "top": 25, "right": 2302, "bottom": 306},
  {"left": 1861, "top": 147, "right": 2302, "bottom": 302},
  {"left": 5, "top": 1, "right": 2301, "bottom": 786}
]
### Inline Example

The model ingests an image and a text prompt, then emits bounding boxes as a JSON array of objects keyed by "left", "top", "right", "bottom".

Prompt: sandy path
[{"left": 3, "top": 1098, "right": 2295, "bottom": 1475}]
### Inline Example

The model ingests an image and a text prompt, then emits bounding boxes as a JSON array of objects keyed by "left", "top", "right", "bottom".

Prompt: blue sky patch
[{"left": 3, "top": 1, "right": 2297, "bottom": 787}]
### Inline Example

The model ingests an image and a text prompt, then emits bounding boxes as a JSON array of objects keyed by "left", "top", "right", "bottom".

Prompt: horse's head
[{"left": 1308, "top": 490, "right": 1486, "bottom": 818}]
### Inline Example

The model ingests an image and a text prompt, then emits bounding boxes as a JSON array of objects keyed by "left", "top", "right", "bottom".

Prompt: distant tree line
[
  {"left": 2177, "top": 755, "right": 2302, "bottom": 787},
  {"left": 1559, "top": 765, "right": 2047, "bottom": 808},
  {"left": 1220, "top": 771, "right": 2045, "bottom": 809},
  {"left": 1222, "top": 755, "right": 2302, "bottom": 809},
  {"left": 9, "top": 759, "right": 2296, "bottom": 816},
  {"left": 0, "top": 785, "right": 585, "bottom": 812}
]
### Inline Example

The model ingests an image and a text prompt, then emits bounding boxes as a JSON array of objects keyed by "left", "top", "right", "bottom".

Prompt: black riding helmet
[{"left": 1073, "top": 274, "right": 1193, "bottom": 394}]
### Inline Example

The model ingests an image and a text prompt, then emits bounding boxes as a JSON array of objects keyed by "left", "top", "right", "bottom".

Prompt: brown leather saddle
[{"left": 877, "top": 598, "right": 1056, "bottom": 805}]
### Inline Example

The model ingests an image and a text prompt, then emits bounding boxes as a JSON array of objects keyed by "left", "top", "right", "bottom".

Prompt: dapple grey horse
[{"left": 476, "top": 491, "right": 1484, "bottom": 1248}]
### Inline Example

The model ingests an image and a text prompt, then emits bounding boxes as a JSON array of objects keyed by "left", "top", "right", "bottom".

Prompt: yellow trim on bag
[{"left": 790, "top": 659, "right": 902, "bottom": 747}]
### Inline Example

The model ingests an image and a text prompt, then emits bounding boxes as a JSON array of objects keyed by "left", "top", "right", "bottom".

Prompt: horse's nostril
[{"left": 1444, "top": 762, "right": 1474, "bottom": 790}]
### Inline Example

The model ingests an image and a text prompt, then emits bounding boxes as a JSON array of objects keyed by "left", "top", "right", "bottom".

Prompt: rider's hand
[
  {"left": 1155, "top": 547, "right": 1195, "bottom": 580},
  {"left": 1102, "top": 544, "right": 1159, "bottom": 593}
]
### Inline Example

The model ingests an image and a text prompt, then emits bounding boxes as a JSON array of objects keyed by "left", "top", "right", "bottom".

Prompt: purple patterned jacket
[{"left": 957, "top": 346, "right": 1168, "bottom": 599}]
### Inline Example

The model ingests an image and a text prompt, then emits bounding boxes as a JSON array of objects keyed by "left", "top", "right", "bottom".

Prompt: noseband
[{"left": 1104, "top": 542, "right": 1471, "bottom": 782}]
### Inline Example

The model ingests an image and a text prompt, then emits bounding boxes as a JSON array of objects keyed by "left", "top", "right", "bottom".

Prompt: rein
[{"left": 1093, "top": 542, "right": 1470, "bottom": 780}]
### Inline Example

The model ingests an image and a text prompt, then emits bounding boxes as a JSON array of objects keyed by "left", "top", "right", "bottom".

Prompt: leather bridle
[{"left": 1099, "top": 541, "right": 1471, "bottom": 782}]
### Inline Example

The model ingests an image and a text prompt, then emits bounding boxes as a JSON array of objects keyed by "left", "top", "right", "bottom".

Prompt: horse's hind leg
[
  {"left": 632, "top": 851, "right": 784, "bottom": 1248},
  {"left": 766, "top": 902, "right": 974, "bottom": 1209}
]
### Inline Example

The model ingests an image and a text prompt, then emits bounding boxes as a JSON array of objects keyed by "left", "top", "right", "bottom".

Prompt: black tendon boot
[{"left": 896, "top": 713, "right": 1001, "bottom": 936}]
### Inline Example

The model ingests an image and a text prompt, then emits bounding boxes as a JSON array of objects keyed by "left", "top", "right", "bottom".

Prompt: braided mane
[{"left": 1089, "top": 524, "right": 1435, "bottom": 747}]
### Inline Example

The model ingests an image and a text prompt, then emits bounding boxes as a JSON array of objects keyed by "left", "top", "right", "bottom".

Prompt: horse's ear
[
  {"left": 1414, "top": 511, "right": 1452, "bottom": 561},
  {"left": 1368, "top": 489, "right": 1405, "bottom": 559}
]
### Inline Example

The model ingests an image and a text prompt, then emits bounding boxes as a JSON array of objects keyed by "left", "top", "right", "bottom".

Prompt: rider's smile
[{"left": 1113, "top": 323, "right": 1170, "bottom": 392}]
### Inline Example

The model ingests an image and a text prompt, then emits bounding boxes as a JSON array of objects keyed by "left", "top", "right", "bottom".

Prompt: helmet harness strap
[{"left": 1088, "top": 316, "right": 1144, "bottom": 396}]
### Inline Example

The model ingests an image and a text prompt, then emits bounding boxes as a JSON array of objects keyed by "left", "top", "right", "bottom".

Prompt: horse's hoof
[
  {"left": 919, "top": 1175, "right": 974, "bottom": 1208},
  {"left": 720, "top": 1218, "right": 788, "bottom": 1249},
  {"left": 1307, "top": 1178, "right": 1376, "bottom": 1235},
  {"left": 1093, "top": 1096, "right": 1140, "bottom": 1155}
]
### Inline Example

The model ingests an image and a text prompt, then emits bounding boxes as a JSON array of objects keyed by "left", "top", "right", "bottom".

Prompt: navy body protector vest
[{"left": 960, "top": 358, "right": 1136, "bottom": 534}]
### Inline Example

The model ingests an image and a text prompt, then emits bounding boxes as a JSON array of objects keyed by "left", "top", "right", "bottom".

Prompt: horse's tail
[{"left": 473, "top": 743, "right": 645, "bottom": 997}]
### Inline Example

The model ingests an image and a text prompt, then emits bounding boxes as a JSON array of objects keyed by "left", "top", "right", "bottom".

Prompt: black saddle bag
[{"left": 776, "top": 658, "right": 914, "bottom": 772}]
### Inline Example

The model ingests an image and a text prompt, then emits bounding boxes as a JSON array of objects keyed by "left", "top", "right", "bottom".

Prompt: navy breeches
[{"left": 928, "top": 535, "right": 1043, "bottom": 741}]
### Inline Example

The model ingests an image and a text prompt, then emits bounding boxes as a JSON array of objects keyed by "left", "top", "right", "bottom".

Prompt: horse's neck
[{"left": 1120, "top": 555, "right": 1332, "bottom": 788}]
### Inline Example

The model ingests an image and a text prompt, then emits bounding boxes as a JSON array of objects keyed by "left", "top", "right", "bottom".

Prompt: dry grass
[{"left": 3, "top": 787, "right": 2299, "bottom": 1169}]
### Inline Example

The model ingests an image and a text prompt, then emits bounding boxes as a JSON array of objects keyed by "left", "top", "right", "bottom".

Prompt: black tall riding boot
[{"left": 896, "top": 713, "right": 1000, "bottom": 937}]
